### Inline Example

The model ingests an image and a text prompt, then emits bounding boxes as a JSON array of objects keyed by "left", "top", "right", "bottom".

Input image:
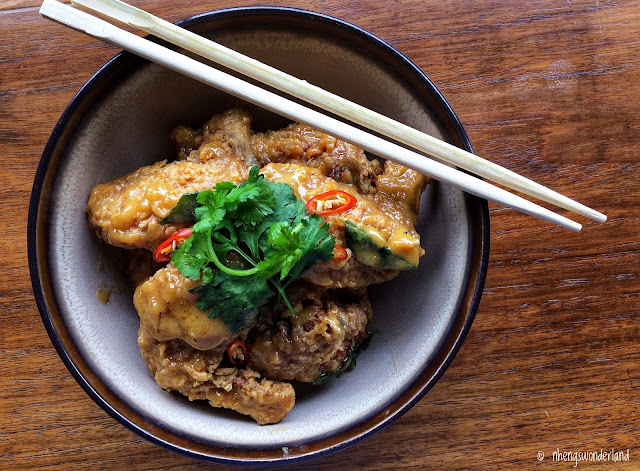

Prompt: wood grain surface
[{"left": 1, "top": 0, "right": 638, "bottom": 469}]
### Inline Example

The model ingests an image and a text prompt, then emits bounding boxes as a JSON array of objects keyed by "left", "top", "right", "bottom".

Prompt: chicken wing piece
[
  {"left": 172, "top": 108, "right": 258, "bottom": 165},
  {"left": 261, "top": 163, "right": 424, "bottom": 288},
  {"left": 251, "top": 123, "right": 382, "bottom": 195},
  {"left": 373, "top": 160, "right": 431, "bottom": 228},
  {"left": 86, "top": 109, "right": 255, "bottom": 251},
  {"left": 138, "top": 326, "right": 295, "bottom": 425},
  {"left": 134, "top": 264, "right": 294, "bottom": 424},
  {"left": 133, "top": 264, "right": 253, "bottom": 351},
  {"left": 87, "top": 158, "right": 248, "bottom": 251},
  {"left": 252, "top": 124, "right": 429, "bottom": 227},
  {"left": 247, "top": 283, "right": 372, "bottom": 383}
]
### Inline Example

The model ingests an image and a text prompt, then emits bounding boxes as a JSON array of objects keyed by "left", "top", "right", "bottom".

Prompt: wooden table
[{"left": 2, "top": 0, "right": 638, "bottom": 469}]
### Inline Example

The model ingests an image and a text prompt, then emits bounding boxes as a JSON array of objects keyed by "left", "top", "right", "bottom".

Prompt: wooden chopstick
[
  {"left": 70, "top": 0, "right": 606, "bottom": 225},
  {"left": 40, "top": 0, "right": 583, "bottom": 231}
]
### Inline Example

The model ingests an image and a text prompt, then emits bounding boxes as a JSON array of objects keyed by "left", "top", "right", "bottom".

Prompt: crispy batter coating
[
  {"left": 248, "top": 283, "right": 372, "bottom": 383},
  {"left": 134, "top": 264, "right": 250, "bottom": 351},
  {"left": 261, "top": 163, "right": 423, "bottom": 287},
  {"left": 374, "top": 160, "right": 430, "bottom": 228},
  {"left": 138, "top": 327, "right": 295, "bottom": 425},
  {"left": 252, "top": 123, "right": 382, "bottom": 195},
  {"left": 86, "top": 110, "right": 254, "bottom": 251},
  {"left": 172, "top": 108, "right": 258, "bottom": 165}
]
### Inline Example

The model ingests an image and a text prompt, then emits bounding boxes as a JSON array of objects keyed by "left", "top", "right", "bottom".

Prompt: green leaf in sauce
[
  {"left": 312, "top": 330, "right": 378, "bottom": 385},
  {"left": 160, "top": 192, "right": 199, "bottom": 223},
  {"left": 344, "top": 220, "right": 417, "bottom": 270}
]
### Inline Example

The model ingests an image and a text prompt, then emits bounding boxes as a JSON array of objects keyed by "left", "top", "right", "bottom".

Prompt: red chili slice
[
  {"left": 153, "top": 228, "right": 193, "bottom": 262},
  {"left": 333, "top": 245, "right": 348, "bottom": 260},
  {"left": 226, "top": 339, "right": 248, "bottom": 367},
  {"left": 306, "top": 190, "right": 357, "bottom": 216}
]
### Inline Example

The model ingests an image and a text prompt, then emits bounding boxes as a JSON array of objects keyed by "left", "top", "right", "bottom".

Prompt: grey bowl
[{"left": 28, "top": 6, "right": 489, "bottom": 465}]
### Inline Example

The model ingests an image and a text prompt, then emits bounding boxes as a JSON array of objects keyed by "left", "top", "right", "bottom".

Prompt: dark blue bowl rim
[{"left": 28, "top": 5, "right": 490, "bottom": 465}]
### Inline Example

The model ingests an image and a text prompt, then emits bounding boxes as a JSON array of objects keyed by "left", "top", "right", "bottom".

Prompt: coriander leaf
[
  {"left": 201, "top": 266, "right": 214, "bottom": 285},
  {"left": 171, "top": 233, "right": 210, "bottom": 280},
  {"left": 194, "top": 189, "right": 227, "bottom": 232},
  {"left": 163, "top": 165, "right": 336, "bottom": 325},
  {"left": 213, "top": 180, "right": 236, "bottom": 194},
  {"left": 235, "top": 204, "right": 269, "bottom": 229},
  {"left": 238, "top": 182, "right": 306, "bottom": 260},
  {"left": 266, "top": 221, "right": 305, "bottom": 280},
  {"left": 228, "top": 175, "right": 276, "bottom": 228},
  {"left": 284, "top": 214, "right": 335, "bottom": 284},
  {"left": 193, "top": 270, "right": 273, "bottom": 324},
  {"left": 270, "top": 182, "right": 305, "bottom": 224}
]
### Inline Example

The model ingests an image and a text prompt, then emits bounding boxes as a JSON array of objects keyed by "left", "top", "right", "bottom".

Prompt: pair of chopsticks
[{"left": 40, "top": 0, "right": 606, "bottom": 232}]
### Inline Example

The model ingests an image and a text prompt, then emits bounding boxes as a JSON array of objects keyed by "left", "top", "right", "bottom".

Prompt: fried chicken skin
[
  {"left": 138, "top": 327, "right": 295, "bottom": 425},
  {"left": 86, "top": 109, "right": 254, "bottom": 251},
  {"left": 261, "top": 163, "right": 425, "bottom": 287},
  {"left": 248, "top": 283, "right": 372, "bottom": 383}
]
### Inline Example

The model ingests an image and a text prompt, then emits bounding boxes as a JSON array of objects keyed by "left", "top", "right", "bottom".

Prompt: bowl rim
[{"left": 28, "top": 5, "right": 490, "bottom": 465}]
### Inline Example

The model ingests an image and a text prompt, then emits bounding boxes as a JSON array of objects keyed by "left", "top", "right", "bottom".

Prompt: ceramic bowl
[{"left": 28, "top": 6, "right": 489, "bottom": 464}]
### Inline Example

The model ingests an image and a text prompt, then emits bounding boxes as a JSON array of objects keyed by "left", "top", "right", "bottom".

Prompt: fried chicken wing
[
  {"left": 261, "top": 163, "right": 424, "bottom": 288},
  {"left": 133, "top": 264, "right": 253, "bottom": 351},
  {"left": 138, "top": 327, "right": 295, "bottom": 425},
  {"left": 247, "top": 283, "right": 372, "bottom": 383},
  {"left": 86, "top": 109, "right": 255, "bottom": 251},
  {"left": 134, "top": 265, "right": 293, "bottom": 424},
  {"left": 252, "top": 123, "right": 382, "bottom": 195}
]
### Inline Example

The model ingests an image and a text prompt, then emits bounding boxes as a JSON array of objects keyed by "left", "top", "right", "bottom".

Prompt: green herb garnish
[
  {"left": 313, "top": 330, "right": 378, "bottom": 385},
  {"left": 166, "top": 166, "right": 336, "bottom": 325},
  {"left": 160, "top": 192, "right": 198, "bottom": 223}
]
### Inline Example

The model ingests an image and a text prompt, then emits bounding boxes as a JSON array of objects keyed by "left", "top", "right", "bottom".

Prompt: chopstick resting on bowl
[
  {"left": 40, "top": 0, "right": 600, "bottom": 232},
  {"left": 69, "top": 0, "right": 606, "bottom": 226}
]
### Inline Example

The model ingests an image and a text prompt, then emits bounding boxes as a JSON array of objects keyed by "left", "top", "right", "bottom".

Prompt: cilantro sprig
[{"left": 165, "top": 166, "right": 335, "bottom": 325}]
